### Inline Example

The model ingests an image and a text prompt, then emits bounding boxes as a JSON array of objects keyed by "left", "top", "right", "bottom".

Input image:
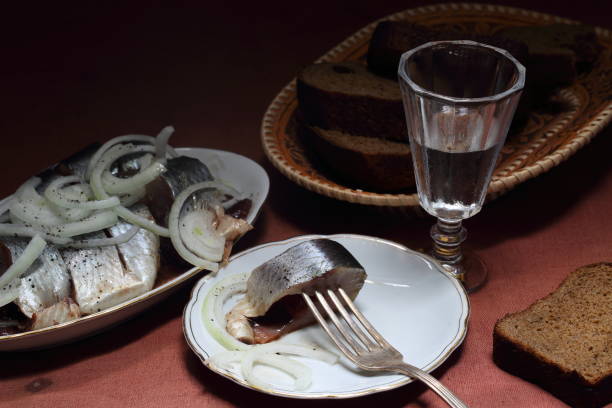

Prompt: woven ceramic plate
[{"left": 261, "top": 3, "right": 612, "bottom": 208}]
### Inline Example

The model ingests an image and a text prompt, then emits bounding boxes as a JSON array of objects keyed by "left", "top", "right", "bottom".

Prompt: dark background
[
  {"left": 0, "top": 0, "right": 610, "bottom": 197},
  {"left": 0, "top": 2, "right": 610, "bottom": 407}
]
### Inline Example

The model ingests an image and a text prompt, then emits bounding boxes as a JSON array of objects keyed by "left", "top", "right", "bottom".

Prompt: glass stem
[{"left": 430, "top": 218, "right": 467, "bottom": 281}]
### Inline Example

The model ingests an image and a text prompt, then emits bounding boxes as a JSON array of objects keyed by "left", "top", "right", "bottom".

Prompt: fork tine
[
  {"left": 313, "top": 291, "right": 367, "bottom": 354},
  {"left": 326, "top": 289, "right": 378, "bottom": 351},
  {"left": 301, "top": 293, "right": 358, "bottom": 360},
  {"left": 337, "top": 288, "right": 394, "bottom": 350}
]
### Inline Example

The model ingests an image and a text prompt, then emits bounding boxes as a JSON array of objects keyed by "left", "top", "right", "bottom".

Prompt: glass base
[{"left": 439, "top": 249, "right": 487, "bottom": 293}]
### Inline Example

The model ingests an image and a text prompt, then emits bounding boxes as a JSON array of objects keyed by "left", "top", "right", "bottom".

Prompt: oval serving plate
[
  {"left": 183, "top": 234, "right": 469, "bottom": 399},
  {"left": 0, "top": 147, "right": 269, "bottom": 351},
  {"left": 261, "top": 2, "right": 612, "bottom": 208}
]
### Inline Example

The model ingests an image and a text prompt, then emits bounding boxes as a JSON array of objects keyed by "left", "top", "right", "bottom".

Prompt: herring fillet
[
  {"left": 61, "top": 233, "right": 133, "bottom": 314},
  {"left": 145, "top": 156, "right": 213, "bottom": 227},
  {"left": 108, "top": 204, "right": 160, "bottom": 293},
  {"left": 0, "top": 238, "right": 73, "bottom": 318},
  {"left": 61, "top": 205, "right": 160, "bottom": 315},
  {"left": 227, "top": 239, "right": 367, "bottom": 344},
  {"left": 31, "top": 298, "right": 80, "bottom": 330},
  {"left": 0, "top": 147, "right": 96, "bottom": 326},
  {"left": 246, "top": 239, "right": 367, "bottom": 316}
]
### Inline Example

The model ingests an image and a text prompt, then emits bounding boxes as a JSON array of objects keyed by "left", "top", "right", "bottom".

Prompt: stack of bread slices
[{"left": 295, "top": 21, "right": 600, "bottom": 192}]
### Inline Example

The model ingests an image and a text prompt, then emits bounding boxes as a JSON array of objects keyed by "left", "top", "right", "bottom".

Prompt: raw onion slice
[
  {"left": 0, "top": 235, "right": 47, "bottom": 289},
  {"left": 168, "top": 182, "right": 231, "bottom": 270},
  {"left": 202, "top": 271, "right": 339, "bottom": 363},
  {"left": 179, "top": 211, "right": 225, "bottom": 263},
  {"left": 11, "top": 179, "right": 66, "bottom": 227},
  {"left": 102, "top": 160, "right": 166, "bottom": 195},
  {"left": 170, "top": 181, "right": 244, "bottom": 268},
  {"left": 241, "top": 347, "right": 313, "bottom": 391},
  {"left": 202, "top": 271, "right": 250, "bottom": 351},
  {"left": 90, "top": 144, "right": 170, "bottom": 237},
  {"left": 0, "top": 196, "right": 14, "bottom": 223},
  {"left": 14, "top": 178, "right": 94, "bottom": 224},
  {"left": 211, "top": 350, "right": 312, "bottom": 391},
  {"left": 85, "top": 133, "right": 178, "bottom": 180},
  {"left": 10, "top": 196, "right": 65, "bottom": 227},
  {"left": 208, "top": 350, "right": 244, "bottom": 369},
  {"left": 44, "top": 176, "right": 120, "bottom": 210},
  {"left": 0, "top": 223, "right": 73, "bottom": 245},
  {"left": 155, "top": 126, "right": 175, "bottom": 159},
  {"left": 66, "top": 224, "right": 140, "bottom": 248},
  {"left": 201, "top": 272, "right": 338, "bottom": 391},
  {"left": 43, "top": 210, "right": 118, "bottom": 237},
  {"left": 58, "top": 206, "right": 93, "bottom": 222},
  {"left": 113, "top": 206, "right": 169, "bottom": 237}
]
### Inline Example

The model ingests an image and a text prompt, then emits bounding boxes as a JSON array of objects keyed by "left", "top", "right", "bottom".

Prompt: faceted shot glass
[{"left": 398, "top": 41, "right": 525, "bottom": 292}]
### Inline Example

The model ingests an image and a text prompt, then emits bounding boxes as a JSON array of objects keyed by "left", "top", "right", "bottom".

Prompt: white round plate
[
  {"left": 183, "top": 234, "right": 469, "bottom": 399},
  {"left": 0, "top": 147, "right": 269, "bottom": 351}
]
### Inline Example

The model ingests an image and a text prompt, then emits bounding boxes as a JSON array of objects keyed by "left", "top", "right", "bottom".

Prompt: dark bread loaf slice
[
  {"left": 299, "top": 125, "right": 414, "bottom": 191},
  {"left": 296, "top": 62, "right": 406, "bottom": 142},
  {"left": 498, "top": 23, "right": 602, "bottom": 87},
  {"left": 367, "top": 21, "right": 435, "bottom": 79},
  {"left": 367, "top": 21, "right": 529, "bottom": 79},
  {"left": 493, "top": 263, "right": 612, "bottom": 408}
]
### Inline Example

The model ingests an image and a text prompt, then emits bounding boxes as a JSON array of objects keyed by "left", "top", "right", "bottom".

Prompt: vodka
[{"left": 411, "top": 140, "right": 503, "bottom": 220}]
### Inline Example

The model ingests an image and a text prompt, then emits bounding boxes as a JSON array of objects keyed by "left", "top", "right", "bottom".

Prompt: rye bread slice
[
  {"left": 493, "top": 263, "right": 612, "bottom": 408},
  {"left": 296, "top": 62, "right": 407, "bottom": 142},
  {"left": 498, "top": 23, "right": 602, "bottom": 87},
  {"left": 299, "top": 125, "right": 414, "bottom": 191},
  {"left": 367, "top": 21, "right": 528, "bottom": 79}
]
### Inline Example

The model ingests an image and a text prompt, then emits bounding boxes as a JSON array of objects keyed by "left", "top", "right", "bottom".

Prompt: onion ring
[
  {"left": 168, "top": 181, "right": 236, "bottom": 270},
  {"left": 44, "top": 176, "right": 120, "bottom": 210},
  {"left": 90, "top": 144, "right": 170, "bottom": 237},
  {"left": 85, "top": 133, "right": 178, "bottom": 180},
  {"left": 0, "top": 235, "right": 47, "bottom": 289}
]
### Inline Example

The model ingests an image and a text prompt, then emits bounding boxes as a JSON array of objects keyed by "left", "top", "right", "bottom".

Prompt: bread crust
[
  {"left": 493, "top": 263, "right": 612, "bottom": 407},
  {"left": 296, "top": 62, "right": 407, "bottom": 142},
  {"left": 298, "top": 125, "right": 414, "bottom": 191}
]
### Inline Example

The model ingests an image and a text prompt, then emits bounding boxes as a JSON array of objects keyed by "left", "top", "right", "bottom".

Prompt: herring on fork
[{"left": 302, "top": 288, "right": 468, "bottom": 408}]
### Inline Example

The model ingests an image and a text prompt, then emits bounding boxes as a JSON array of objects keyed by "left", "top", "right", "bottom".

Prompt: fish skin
[
  {"left": 108, "top": 204, "right": 160, "bottom": 292},
  {"left": 0, "top": 144, "right": 95, "bottom": 327},
  {"left": 34, "top": 146, "right": 160, "bottom": 316},
  {"left": 146, "top": 156, "right": 213, "bottom": 227},
  {"left": 163, "top": 156, "right": 214, "bottom": 193},
  {"left": 0, "top": 238, "right": 73, "bottom": 319},
  {"left": 35, "top": 143, "right": 100, "bottom": 191},
  {"left": 226, "top": 239, "right": 367, "bottom": 344},
  {"left": 245, "top": 239, "right": 367, "bottom": 317}
]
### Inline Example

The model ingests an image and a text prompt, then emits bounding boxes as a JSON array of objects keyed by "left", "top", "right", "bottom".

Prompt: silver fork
[{"left": 302, "top": 288, "right": 468, "bottom": 408}]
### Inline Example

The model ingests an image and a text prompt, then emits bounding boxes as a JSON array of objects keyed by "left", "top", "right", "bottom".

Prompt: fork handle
[{"left": 391, "top": 363, "right": 469, "bottom": 408}]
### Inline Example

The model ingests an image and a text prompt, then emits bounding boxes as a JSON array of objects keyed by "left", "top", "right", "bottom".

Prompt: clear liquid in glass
[{"left": 411, "top": 140, "right": 504, "bottom": 220}]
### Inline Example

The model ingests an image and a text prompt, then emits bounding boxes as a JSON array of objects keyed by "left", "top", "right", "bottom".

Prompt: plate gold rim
[{"left": 182, "top": 233, "right": 470, "bottom": 399}]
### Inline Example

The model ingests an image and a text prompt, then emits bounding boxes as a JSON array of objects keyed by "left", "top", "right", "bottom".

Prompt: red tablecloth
[{"left": 1, "top": 1, "right": 611, "bottom": 407}]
